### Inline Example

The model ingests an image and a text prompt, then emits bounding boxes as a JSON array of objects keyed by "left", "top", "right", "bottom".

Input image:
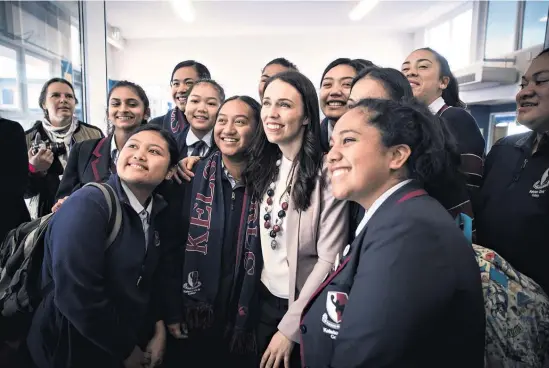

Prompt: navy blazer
[
  {"left": 56, "top": 136, "right": 113, "bottom": 200},
  {"left": 300, "top": 181, "right": 485, "bottom": 368},
  {"left": 27, "top": 175, "right": 172, "bottom": 368}
]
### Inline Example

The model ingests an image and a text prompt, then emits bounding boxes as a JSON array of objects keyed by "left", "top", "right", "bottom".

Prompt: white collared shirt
[
  {"left": 221, "top": 160, "right": 242, "bottom": 189},
  {"left": 186, "top": 129, "right": 213, "bottom": 158},
  {"left": 121, "top": 181, "right": 153, "bottom": 249},
  {"left": 428, "top": 96, "right": 446, "bottom": 115},
  {"left": 327, "top": 119, "right": 334, "bottom": 144},
  {"left": 110, "top": 135, "right": 119, "bottom": 165},
  {"left": 354, "top": 179, "right": 413, "bottom": 237}
]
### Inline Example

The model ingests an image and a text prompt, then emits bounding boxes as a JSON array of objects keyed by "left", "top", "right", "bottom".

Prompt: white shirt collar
[
  {"left": 120, "top": 181, "right": 153, "bottom": 220},
  {"left": 428, "top": 96, "right": 446, "bottom": 115},
  {"left": 221, "top": 159, "right": 241, "bottom": 189},
  {"left": 327, "top": 120, "right": 334, "bottom": 143},
  {"left": 355, "top": 179, "right": 413, "bottom": 237},
  {"left": 110, "top": 135, "right": 119, "bottom": 162},
  {"left": 186, "top": 129, "right": 213, "bottom": 148}
]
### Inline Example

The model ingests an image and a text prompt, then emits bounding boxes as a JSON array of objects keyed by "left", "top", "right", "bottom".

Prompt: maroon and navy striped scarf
[{"left": 182, "top": 151, "right": 262, "bottom": 353}]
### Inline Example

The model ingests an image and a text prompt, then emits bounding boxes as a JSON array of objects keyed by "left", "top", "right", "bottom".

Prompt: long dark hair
[
  {"left": 351, "top": 98, "right": 462, "bottom": 196},
  {"left": 106, "top": 80, "right": 149, "bottom": 134},
  {"left": 210, "top": 95, "right": 261, "bottom": 153},
  {"left": 417, "top": 47, "right": 465, "bottom": 108},
  {"left": 352, "top": 67, "right": 413, "bottom": 101},
  {"left": 244, "top": 71, "right": 323, "bottom": 212}
]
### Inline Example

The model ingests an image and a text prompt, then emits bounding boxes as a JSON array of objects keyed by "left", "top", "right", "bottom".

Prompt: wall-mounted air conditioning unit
[
  {"left": 454, "top": 63, "right": 518, "bottom": 91},
  {"left": 107, "top": 24, "right": 125, "bottom": 50}
]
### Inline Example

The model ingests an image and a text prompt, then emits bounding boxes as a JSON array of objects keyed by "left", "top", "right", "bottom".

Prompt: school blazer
[
  {"left": 26, "top": 175, "right": 173, "bottom": 368},
  {"left": 299, "top": 181, "right": 486, "bottom": 368},
  {"left": 278, "top": 158, "right": 349, "bottom": 343},
  {"left": 56, "top": 136, "right": 113, "bottom": 200}
]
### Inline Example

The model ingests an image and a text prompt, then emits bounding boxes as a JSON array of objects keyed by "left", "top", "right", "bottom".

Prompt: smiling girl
[
  {"left": 177, "top": 79, "right": 225, "bottom": 159},
  {"left": 55, "top": 81, "right": 150, "bottom": 204},
  {"left": 166, "top": 96, "right": 262, "bottom": 367},
  {"left": 26, "top": 124, "right": 179, "bottom": 368},
  {"left": 401, "top": 48, "right": 485, "bottom": 218},
  {"left": 319, "top": 58, "right": 374, "bottom": 153}
]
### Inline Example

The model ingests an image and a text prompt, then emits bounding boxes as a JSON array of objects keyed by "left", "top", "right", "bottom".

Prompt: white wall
[{"left": 109, "top": 32, "right": 414, "bottom": 117}]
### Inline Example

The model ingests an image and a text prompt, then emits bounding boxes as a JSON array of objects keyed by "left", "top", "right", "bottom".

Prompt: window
[
  {"left": 0, "top": 1, "right": 84, "bottom": 129},
  {"left": 521, "top": 0, "right": 549, "bottom": 49},
  {"left": 488, "top": 112, "right": 530, "bottom": 148},
  {"left": 0, "top": 44, "right": 19, "bottom": 109},
  {"left": 424, "top": 8, "right": 473, "bottom": 71},
  {"left": 484, "top": 1, "right": 518, "bottom": 59},
  {"left": 26, "top": 54, "right": 52, "bottom": 110}
]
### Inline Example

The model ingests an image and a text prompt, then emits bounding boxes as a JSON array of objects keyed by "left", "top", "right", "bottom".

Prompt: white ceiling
[{"left": 106, "top": 0, "right": 470, "bottom": 39}]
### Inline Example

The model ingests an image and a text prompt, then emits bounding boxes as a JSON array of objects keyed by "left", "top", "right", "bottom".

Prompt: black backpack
[{"left": 0, "top": 182, "right": 122, "bottom": 341}]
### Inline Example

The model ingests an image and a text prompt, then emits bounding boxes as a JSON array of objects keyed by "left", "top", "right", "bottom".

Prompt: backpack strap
[
  {"left": 83, "top": 182, "right": 122, "bottom": 250},
  {"left": 40, "top": 183, "right": 121, "bottom": 298}
]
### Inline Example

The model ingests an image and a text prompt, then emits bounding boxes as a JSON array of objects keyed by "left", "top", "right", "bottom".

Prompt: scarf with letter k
[{"left": 183, "top": 151, "right": 262, "bottom": 353}]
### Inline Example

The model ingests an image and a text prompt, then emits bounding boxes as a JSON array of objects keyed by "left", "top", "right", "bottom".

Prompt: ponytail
[
  {"left": 351, "top": 98, "right": 463, "bottom": 200},
  {"left": 418, "top": 47, "right": 465, "bottom": 108}
]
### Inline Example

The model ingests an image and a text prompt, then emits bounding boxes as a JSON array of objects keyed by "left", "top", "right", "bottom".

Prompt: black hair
[
  {"left": 216, "top": 95, "right": 261, "bottom": 125},
  {"left": 186, "top": 79, "right": 226, "bottom": 103},
  {"left": 351, "top": 67, "right": 413, "bottom": 101},
  {"left": 39, "top": 77, "right": 78, "bottom": 112},
  {"left": 127, "top": 124, "right": 179, "bottom": 168},
  {"left": 244, "top": 71, "right": 323, "bottom": 212},
  {"left": 211, "top": 95, "right": 261, "bottom": 154},
  {"left": 170, "top": 60, "right": 211, "bottom": 82},
  {"left": 535, "top": 47, "right": 549, "bottom": 58},
  {"left": 262, "top": 58, "right": 299, "bottom": 73},
  {"left": 106, "top": 80, "right": 150, "bottom": 134},
  {"left": 320, "top": 58, "right": 375, "bottom": 85},
  {"left": 417, "top": 47, "right": 465, "bottom": 108},
  {"left": 350, "top": 98, "right": 462, "bottom": 199}
]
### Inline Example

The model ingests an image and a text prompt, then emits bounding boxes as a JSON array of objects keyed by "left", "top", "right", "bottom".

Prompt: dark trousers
[
  {"left": 163, "top": 323, "right": 255, "bottom": 368},
  {"left": 256, "top": 284, "right": 302, "bottom": 368}
]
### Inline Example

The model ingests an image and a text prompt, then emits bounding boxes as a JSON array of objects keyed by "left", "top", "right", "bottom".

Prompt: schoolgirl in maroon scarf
[{"left": 166, "top": 96, "right": 263, "bottom": 367}]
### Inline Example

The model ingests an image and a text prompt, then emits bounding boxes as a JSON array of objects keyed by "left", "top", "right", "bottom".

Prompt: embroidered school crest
[{"left": 326, "top": 291, "right": 348, "bottom": 324}]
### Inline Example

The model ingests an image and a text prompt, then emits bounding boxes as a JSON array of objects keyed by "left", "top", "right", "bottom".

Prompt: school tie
[
  {"left": 138, "top": 209, "right": 150, "bottom": 249},
  {"left": 191, "top": 140, "right": 206, "bottom": 157},
  {"left": 110, "top": 149, "right": 118, "bottom": 173},
  {"left": 537, "top": 134, "right": 548, "bottom": 153}
]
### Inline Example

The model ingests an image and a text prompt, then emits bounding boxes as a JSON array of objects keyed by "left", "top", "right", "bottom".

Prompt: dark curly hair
[
  {"left": 351, "top": 67, "right": 413, "bottom": 102},
  {"left": 350, "top": 98, "right": 463, "bottom": 199},
  {"left": 244, "top": 71, "right": 323, "bottom": 212}
]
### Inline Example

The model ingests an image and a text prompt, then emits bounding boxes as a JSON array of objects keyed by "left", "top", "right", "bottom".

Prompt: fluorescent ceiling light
[
  {"left": 171, "top": 0, "right": 195, "bottom": 23},
  {"left": 540, "top": 16, "right": 548, "bottom": 22},
  {"left": 349, "top": 0, "right": 380, "bottom": 22}
]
